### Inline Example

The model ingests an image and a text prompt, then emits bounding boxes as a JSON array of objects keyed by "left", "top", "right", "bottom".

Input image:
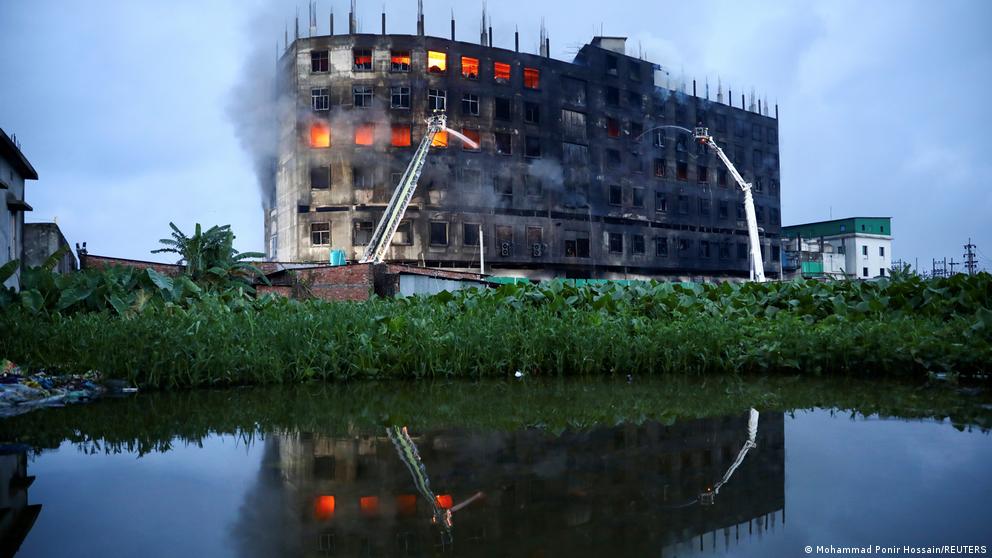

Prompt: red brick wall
[
  {"left": 80, "top": 253, "right": 183, "bottom": 276},
  {"left": 292, "top": 264, "right": 374, "bottom": 301}
]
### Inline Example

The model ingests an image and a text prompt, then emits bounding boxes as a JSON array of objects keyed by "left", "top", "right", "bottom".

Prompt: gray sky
[{"left": 2, "top": 0, "right": 990, "bottom": 271}]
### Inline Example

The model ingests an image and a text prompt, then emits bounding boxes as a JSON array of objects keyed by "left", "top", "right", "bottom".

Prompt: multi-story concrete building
[
  {"left": 782, "top": 217, "right": 892, "bottom": 280},
  {"left": 1, "top": 128, "right": 38, "bottom": 290},
  {"left": 268, "top": 12, "right": 782, "bottom": 280}
]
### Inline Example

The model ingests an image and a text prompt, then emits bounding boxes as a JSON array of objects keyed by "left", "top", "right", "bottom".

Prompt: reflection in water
[
  {"left": 233, "top": 410, "right": 784, "bottom": 556},
  {"left": 0, "top": 446, "right": 41, "bottom": 557}
]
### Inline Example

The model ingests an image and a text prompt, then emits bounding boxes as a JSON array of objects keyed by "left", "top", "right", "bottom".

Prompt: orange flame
[
  {"left": 360, "top": 496, "right": 380, "bottom": 516},
  {"left": 396, "top": 494, "right": 417, "bottom": 516},
  {"left": 309, "top": 123, "right": 330, "bottom": 148},
  {"left": 461, "top": 56, "right": 479, "bottom": 79},
  {"left": 494, "top": 61, "right": 510, "bottom": 81},
  {"left": 391, "top": 125, "right": 411, "bottom": 147},
  {"left": 524, "top": 67, "right": 540, "bottom": 89},
  {"left": 314, "top": 495, "right": 335, "bottom": 520},
  {"left": 431, "top": 130, "right": 448, "bottom": 148},
  {"left": 355, "top": 123, "right": 375, "bottom": 146},
  {"left": 435, "top": 494, "right": 453, "bottom": 509},
  {"left": 428, "top": 50, "right": 447, "bottom": 73}
]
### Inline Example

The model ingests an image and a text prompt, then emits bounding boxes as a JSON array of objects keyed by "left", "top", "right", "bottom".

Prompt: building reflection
[
  {"left": 234, "top": 411, "right": 785, "bottom": 557},
  {"left": 0, "top": 445, "right": 41, "bottom": 558}
]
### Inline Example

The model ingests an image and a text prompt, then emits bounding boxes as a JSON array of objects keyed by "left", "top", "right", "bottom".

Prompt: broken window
[
  {"left": 608, "top": 232, "right": 623, "bottom": 254},
  {"left": 493, "top": 61, "right": 511, "bottom": 82},
  {"left": 697, "top": 166, "right": 709, "bottom": 183},
  {"left": 631, "top": 151, "right": 644, "bottom": 173},
  {"left": 607, "top": 117, "right": 621, "bottom": 138},
  {"left": 606, "top": 86, "right": 620, "bottom": 106},
  {"left": 431, "top": 130, "right": 448, "bottom": 148},
  {"left": 525, "top": 136, "right": 542, "bottom": 158},
  {"left": 525, "top": 175, "right": 542, "bottom": 197},
  {"left": 718, "top": 168, "right": 728, "bottom": 186},
  {"left": 461, "top": 56, "right": 479, "bottom": 79},
  {"left": 605, "top": 149, "right": 621, "bottom": 169},
  {"left": 309, "top": 122, "right": 330, "bottom": 148},
  {"left": 563, "top": 142, "right": 589, "bottom": 165},
  {"left": 523, "top": 67, "right": 540, "bottom": 89},
  {"left": 310, "top": 166, "right": 330, "bottom": 189},
  {"left": 655, "top": 191, "right": 668, "bottom": 212},
  {"left": 393, "top": 221, "right": 413, "bottom": 245},
  {"left": 631, "top": 234, "right": 645, "bottom": 255},
  {"left": 495, "top": 132, "right": 512, "bottom": 155},
  {"left": 606, "top": 55, "right": 618, "bottom": 76},
  {"left": 524, "top": 102, "right": 540, "bottom": 124},
  {"left": 676, "top": 161, "right": 688, "bottom": 180},
  {"left": 311, "top": 50, "right": 329, "bottom": 72},
  {"left": 718, "top": 200, "right": 728, "bottom": 219},
  {"left": 494, "top": 176, "right": 513, "bottom": 203},
  {"left": 496, "top": 225, "right": 514, "bottom": 256},
  {"left": 678, "top": 238, "right": 690, "bottom": 254},
  {"left": 311, "top": 222, "right": 330, "bottom": 245},
  {"left": 609, "top": 185, "right": 622, "bottom": 206},
  {"left": 461, "top": 128, "right": 481, "bottom": 151},
  {"left": 654, "top": 158, "right": 666, "bottom": 177},
  {"left": 632, "top": 187, "right": 645, "bottom": 207},
  {"left": 678, "top": 194, "right": 689, "bottom": 215},
  {"left": 311, "top": 88, "right": 329, "bottom": 111},
  {"left": 561, "top": 76, "right": 587, "bottom": 106},
  {"left": 561, "top": 109, "right": 586, "bottom": 141},
  {"left": 390, "top": 50, "right": 410, "bottom": 71},
  {"left": 656, "top": 237, "right": 668, "bottom": 257},
  {"left": 463, "top": 223, "right": 480, "bottom": 246},
  {"left": 427, "top": 50, "right": 446, "bottom": 73},
  {"left": 390, "top": 86, "right": 410, "bottom": 109},
  {"left": 354, "top": 123, "right": 374, "bottom": 145},
  {"left": 427, "top": 89, "right": 446, "bottom": 111},
  {"left": 353, "top": 48, "right": 372, "bottom": 71},
  {"left": 462, "top": 93, "right": 480, "bottom": 116},
  {"left": 527, "top": 227, "right": 544, "bottom": 257},
  {"left": 352, "top": 166, "right": 373, "bottom": 188},
  {"left": 429, "top": 221, "right": 448, "bottom": 245},
  {"left": 494, "top": 97, "right": 512, "bottom": 121},
  {"left": 352, "top": 220, "right": 374, "bottom": 245},
  {"left": 699, "top": 198, "right": 710, "bottom": 216},
  {"left": 353, "top": 85, "right": 373, "bottom": 108},
  {"left": 390, "top": 125, "right": 411, "bottom": 147}
]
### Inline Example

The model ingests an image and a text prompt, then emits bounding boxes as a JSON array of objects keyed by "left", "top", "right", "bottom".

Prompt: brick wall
[{"left": 80, "top": 253, "right": 183, "bottom": 276}]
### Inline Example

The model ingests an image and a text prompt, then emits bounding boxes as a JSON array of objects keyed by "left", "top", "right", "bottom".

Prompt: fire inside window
[
  {"left": 523, "top": 67, "right": 540, "bottom": 89},
  {"left": 461, "top": 128, "right": 481, "bottom": 151},
  {"left": 427, "top": 51, "right": 447, "bottom": 73},
  {"left": 354, "top": 123, "right": 375, "bottom": 146},
  {"left": 313, "top": 496, "right": 335, "bottom": 520},
  {"left": 428, "top": 89, "right": 446, "bottom": 111},
  {"left": 461, "top": 56, "right": 479, "bottom": 79},
  {"left": 493, "top": 61, "right": 511, "bottom": 82},
  {"left": 353, "top": 49, "right": 372, "bottom": 71},
  {"left": 311, "top": 50, "right": 329, "bottom": 72},
  {"left": 431, "top": 130, "right": 448, "bottom": 148},
  {"left": 360, "top": 496, "right": 379, "bottom": 517},
  {"left": 607, "top": 118, "right": 621, "bottom": 138},
  {"left": 311, "top": 88, "right": 329, "bottom": 111},
  {"left": 391, "top": 125, "right": 411, "bottom": 147},
  {"left": 309, "top": 122, "right": 330, "bottom": 148},
  {"left": 390, "top": 50, "right": 410, "bottom": 71},
  {"left": 311, "top": 223, "right": 330, "bottom": 245}
]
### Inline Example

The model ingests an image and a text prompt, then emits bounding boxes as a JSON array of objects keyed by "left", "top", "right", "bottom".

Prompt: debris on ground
[{"left": 0, "top": 359, "right": 112, "bottom": 418}]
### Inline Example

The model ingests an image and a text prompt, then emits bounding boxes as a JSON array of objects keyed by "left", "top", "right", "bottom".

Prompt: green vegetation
[{"left": 1, "top": 263, "right": 989, "bottom": 388}]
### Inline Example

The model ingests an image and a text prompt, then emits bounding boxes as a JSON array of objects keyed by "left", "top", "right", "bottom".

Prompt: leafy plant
[{"left": 151, "top": 222, "right": 267, "bottom": 291}]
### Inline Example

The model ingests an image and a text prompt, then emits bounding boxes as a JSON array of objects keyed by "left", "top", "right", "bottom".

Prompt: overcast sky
[{"left": 1, "top": 0, "right": 990, "bottom": 271}]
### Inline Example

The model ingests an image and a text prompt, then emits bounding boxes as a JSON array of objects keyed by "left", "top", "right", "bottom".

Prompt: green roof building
[{"left": 782, "top": 217, "right": 892, "bottom": 280}]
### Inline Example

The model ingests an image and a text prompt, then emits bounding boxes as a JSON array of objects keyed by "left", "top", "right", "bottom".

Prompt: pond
[{"left": 1, "top": 377, "right": 991, "bottom": 557}]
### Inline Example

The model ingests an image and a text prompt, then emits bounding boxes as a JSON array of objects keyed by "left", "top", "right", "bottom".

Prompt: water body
[{"left": 1, "top": 377, "right": 990, "bottom": 557}]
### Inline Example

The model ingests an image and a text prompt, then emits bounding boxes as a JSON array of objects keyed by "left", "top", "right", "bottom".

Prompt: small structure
[
  {"left": 0, "top": 128, "right": 39, "bottom": 290},
  {"left": 782, "top": 217, "right": 892, "bottom": 280},
  {"left": 23, "top": 222, "right": 77, "bottom": 273}
]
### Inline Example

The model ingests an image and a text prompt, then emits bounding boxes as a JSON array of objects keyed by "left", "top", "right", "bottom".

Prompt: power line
[{"left": 963, "top": 238, "right": 977, "bottom": 275}]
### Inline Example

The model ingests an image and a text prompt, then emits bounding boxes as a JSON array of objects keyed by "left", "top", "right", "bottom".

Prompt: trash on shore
[{"left": 0, "top": 359, "right": 122, "bottom": 418}]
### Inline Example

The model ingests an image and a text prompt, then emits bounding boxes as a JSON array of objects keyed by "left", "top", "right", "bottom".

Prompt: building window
[
  {"left": 656, "top": 237, "right": 668, "bottom": 257},
  {"left": 309, "top": 122, "right": 330, "bottom": 148},
  {"left": 353, "top": 48, "right": 372, "bottom": 71},
  {"left": 428, "top": 89, "right": 446, "bottom": 111},
  {"left": 525, "top": 176, "right": 542, "bottom": 197},
  {"left": 494, "top": 176, "right": 513, "bottom": 203},
  {"left": 771, "top": 208, "right": 779, "bottom": 225},
  {"left": 463, "top": 223, "right": 480, "bottom": 246},
  {"left": 523, "top": 67, "right": 540, "bottom": 89},
  {"left": 678, "top": 194, "right": 689, "bottom": 215},
  {"left": 718, "top": 169, "right": 728, "bottom": 186},
  {"left": 863, "top": 267, "right": 869, "bottom": 278},
  {"left": 353, "top": 166, "right": 373, "bottom": 188},
  {"left": 718, "top": 201, "right": 728, "bottom": 219},
  {"left": 699, "top": 198, "right": 710, "bottom": 216},
  {"left": 311, "top": 50, "right": 329, "bottom": 72},
  {"left": 627, "top": 91, "right": 641, "bottom": 110},
  {"left": 562, "top": 109, "right": 587, "bottom": 141},
  {"left": 752, "top": 123, "right": 763, "bottom": 141},
  {"left": 311, "top": 222, "right": 330, "bottom": 245},
  {"left": 720, "top": 242, "right": 731, "bottom": 259},
  {"left": 354, "top": 123, "right": 374, "bottom": 145},
  {"left": 495, "top": 132, "right": 512, "bottom": 155},
  {"left": 699, "top": 240, "right": 711, "bottom": 258},
  {"left": 461, "top": 56, "right": 479, "bottom": 79},
  {"left": 310, "top": 166, "right": 330, "bottom": 189},
  {"left": 715, "top": 114, "right": 727, "bottom": 132},
  {"left": 676, "top": 135, "right": 688, "bottom": 152},
  {"left": 564, "top": 237, "right": 590, "bottom": 258},
  {"left": 390, "top": 125, "right": 411, "bottom": 147},
  {"left": 390, "top": 86, "right": 410, "bottom": 109},
  {"left": 606, "top": 55, "right": 618, "bottom": 76},
  {"left": 390, "top": 50, "right": 410, "bottom": 71},
  {"left": 353, "top": 220, "right": 374, "bottom": 245},
  {"left": 697, "top": 166, "right": 709, "bottom": 183},
  {"left": 678, "top": 238, "right": 691, "bottom": 254},
  {"left": 353, "top": 85, "right": 373, "bottom": 108},
  {"left": 524, "top": 102, "right": 540, "bottom": 124},
  {"left": 879, "top": 268, "right": 885, "bottom": 277},
  {"left": 427, "top": 50, "right": 446, "bottom": 73},
  {"left": 607, "top": 117, "right": 621, "bottom": 138},
  {"left": 496, "top": 225, "right": 514, "bottom": 256},
  {"left": 738, "top": 242, "right": 748, "bottom": 259},
  {"left": 527, "top": 226, "right": 544, "bottom": 257},
  {"left": 632, "top": 187, "right": 645, "bottom": 207},
  {"left": 606, "top": 86, "right": 620, "bottom": 106},
  {"left": 630, "top": 121, "right": 643, "bottom": 140},
  {"left": 655, "top": 192, "right": 668, "bottom": 212},
  {"left": 393, "top": 221, "right": 413, "bottom": 245},
  {"left": 609, "top": 185, "right": 622, "bottom": 206},
  {"left": 676, "top": 162, "right": 688, "bottom": 180},
  {"left": 755, "top": 205, "right": 764, "bottom": 223},
  {"left": 879, "top": 246, "right": 885, "bottom": 257},
  {"left": 461, "top": 128, "right": 481, "bottom": 151},
  {"left": 753, "top": 150, "right": 765, "bottom": 170},
  {"left": 654, "top": 158, "right": 666, "bottom": 178},
  {"left": 862, "top": 245, "right": 868, "bottom": 256},
  {"left": 737, "top": 202, "right": 746, "bottom": 220},
  {"left": 605, "top": 149, "right": 621, "bottom": 169},
  {"left": 631, "top": 234, "right": 645, "bottom": 255},
  {"left": 462, "top": 93, "right": 480, "bottom": 116},
  {"left": 608, "top": 232, "right": 623, "bottom": 254},
  {"left": 431, "top": 130, "right": 448, "bottom": 148},
  {"left": 311, "top": 88, "right": 329, "bottom": 111},
  {"left": 429, "top": 222, "right": 449, "bottom": 246},
  {"left": 494, "top": 61, "right": 511, "bottom": 82},
  {"left": 494, "top": 97, "right": 512, "bottom": 121},
  {"left": 563, "top": 142, "right": 589, "bottom": 164},
  {"left": 561, "top": 76, "right": 587, "bottom": 106}
]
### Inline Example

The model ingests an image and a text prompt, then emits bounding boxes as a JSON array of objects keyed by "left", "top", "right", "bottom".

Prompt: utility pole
[
  {"left": 964, "top": 238, "right": 977, "bottom": 275},
  {"left": 948, "top": 258, "right": 959, "bottom": 276}
]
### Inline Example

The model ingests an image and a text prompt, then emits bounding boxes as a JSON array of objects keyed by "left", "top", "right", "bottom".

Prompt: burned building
[{"left": 267, "top": 9, "right": 782, "bottom": 280}]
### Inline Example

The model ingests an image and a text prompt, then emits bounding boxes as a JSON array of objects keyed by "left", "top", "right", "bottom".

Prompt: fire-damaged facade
[{"left": 267, "top": 19, "right": 782, "bottom": 280}]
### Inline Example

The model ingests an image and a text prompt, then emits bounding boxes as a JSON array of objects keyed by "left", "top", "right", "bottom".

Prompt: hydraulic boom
[
  {"left": 360, "top": 113, "right": 447, "bottom": 264},
  {"left": 694, "top": 127, "right": 766, "bottom": 282}
]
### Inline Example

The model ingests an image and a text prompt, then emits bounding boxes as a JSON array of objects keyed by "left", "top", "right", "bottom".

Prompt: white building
[
  {"left": 782, "top": 217, "right": 892, "bottom": 280},
  {"left": 1, "top": 128, "right": 39, "bottom": 290}
]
